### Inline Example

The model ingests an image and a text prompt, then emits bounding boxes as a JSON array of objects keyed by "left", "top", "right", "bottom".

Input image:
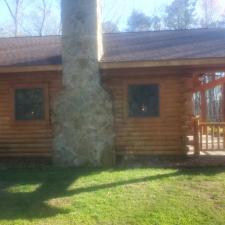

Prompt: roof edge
[
  {"left": 0, "top": 65, "right": 62, "bottom": 73},
  {"left": 99, "top": 57, "right": 225, "bottom": 69}
]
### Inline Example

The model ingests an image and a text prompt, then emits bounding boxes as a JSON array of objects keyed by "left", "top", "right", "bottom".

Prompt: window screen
[
  {"left": 128, "top": 84, "right": 159, "bottom": 117},
  {"left": 15, "top": 88, "right": 45, "bottom": 120}
]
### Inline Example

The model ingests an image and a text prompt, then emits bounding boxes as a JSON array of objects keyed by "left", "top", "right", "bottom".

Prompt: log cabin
[
  {"left": 101, "top": 29, "right": 225, "bottom": 157},
  {"left": 0, "top": 27, "right": 225, "bottom": 164},
  {"left": 1, "top": 0, "right": 225, "bottom": 165},
  {"left": 0, "top": 36, "right": 62, "bottom": 158}
]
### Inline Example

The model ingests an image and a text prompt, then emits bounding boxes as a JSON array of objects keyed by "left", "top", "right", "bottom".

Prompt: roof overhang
[
  {"left": 100, "top": 57, "right": 225, "bottom": 70},
  {"left": 0, "top": 64, "right": 62, "bottom": 73}
]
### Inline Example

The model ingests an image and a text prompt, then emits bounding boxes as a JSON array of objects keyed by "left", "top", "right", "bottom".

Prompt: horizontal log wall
[
  {"left": 0, "top": 71, "right": 62, "bottom": 157},
  {"left": 104, "top": 72, "right": 187, "bottom": 156}
]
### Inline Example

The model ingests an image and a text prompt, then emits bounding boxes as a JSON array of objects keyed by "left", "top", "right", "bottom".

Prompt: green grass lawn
[{"left": 0, "top": 167, "right": 225, "bottom": 225}]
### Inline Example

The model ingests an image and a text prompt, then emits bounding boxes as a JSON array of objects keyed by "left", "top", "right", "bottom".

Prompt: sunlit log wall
[
  {"left": 103, "top": 68, "right": 190, "bottom": 156},
  {"left": 0, "top": 71, "right": 62, "bottom": 157}
]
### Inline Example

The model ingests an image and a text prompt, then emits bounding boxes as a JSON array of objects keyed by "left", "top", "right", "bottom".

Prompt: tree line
[
  {"left": 0, "top": 0, "right": 224, "bottom": 36},
  {"left": 103, "top": 0, "right": 225, "bottom": 33}
]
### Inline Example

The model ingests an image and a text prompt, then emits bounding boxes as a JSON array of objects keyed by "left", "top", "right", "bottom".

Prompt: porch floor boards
[
  {"left": 187, "top": 134, "right": 225, "bottom": 155},
  {"left": 188, "top": 150, "right": 225, "bottom": 156}
]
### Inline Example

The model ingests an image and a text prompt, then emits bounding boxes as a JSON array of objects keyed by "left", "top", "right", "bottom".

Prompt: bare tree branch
[
  {"left": 3, "top": 0, "right": 23, "bottom": 36},
  {"left": 39, "top": 0, "right": 48, "bottom": 35}
]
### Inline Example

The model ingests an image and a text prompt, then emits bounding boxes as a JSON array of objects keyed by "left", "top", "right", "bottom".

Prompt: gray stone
[{"left": 53, "top": 0, "right": 115, "bottom": 166}]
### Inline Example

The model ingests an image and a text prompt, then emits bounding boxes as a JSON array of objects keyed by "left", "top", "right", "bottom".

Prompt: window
[
  {"left": 15, "top": 88, "right": 45, "bottom": 121},
  {"left": 128, "top": 84, "right": 159, "bottom": 117}
]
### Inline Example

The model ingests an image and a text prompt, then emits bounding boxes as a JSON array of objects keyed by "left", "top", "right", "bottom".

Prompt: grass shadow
[
  {"left": 0, "top": 167, "right": 100, "bottom": 220},
  {"left": 0, "top": 166, "right": 224, "bottom": 221}
]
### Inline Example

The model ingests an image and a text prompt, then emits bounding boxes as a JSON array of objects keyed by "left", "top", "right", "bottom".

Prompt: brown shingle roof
[
  {"left": 0, "top": 28, "right": 225, "bottom": 67},
  {"left": 102, "top": 28, "right": 225, "bottom": 62},
  {"left": 0, "top": 35, "right": 61, "bottom": 66}
]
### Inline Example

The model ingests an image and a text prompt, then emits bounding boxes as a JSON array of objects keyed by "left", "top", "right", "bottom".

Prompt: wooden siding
[
  {"left": 104, "top": 72, "right": 187, "bottom": 156},
  {"left": 0, "top": 71, "right": 62, "bottom": 157}
]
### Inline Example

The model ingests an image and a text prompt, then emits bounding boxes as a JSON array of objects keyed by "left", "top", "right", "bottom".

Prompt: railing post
[{"left": 193, "top": 117, "right": 200, "bottom": 156}]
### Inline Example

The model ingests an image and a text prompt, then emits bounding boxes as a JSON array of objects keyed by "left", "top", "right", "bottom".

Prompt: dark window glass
[
  {"left": 15, "top": 88, "right": 45, "bottom": 120},
  {"left": 128, "top": 84, "right": 159, "bottom": 117}
]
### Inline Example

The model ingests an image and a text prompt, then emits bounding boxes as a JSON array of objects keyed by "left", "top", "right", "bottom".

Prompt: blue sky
[
  {"left": 0, "top": 0, "right": 60, "bottom": 35},
  {"left": 101, "top": 0, "right": 173, "bottom": 30},
  {"left": 0, "top": 0, "right": 225, "bottom": 34},
  {"left": 0, "top": 0, "right": 172, "bottom": 23},
  {"left": 102, "top": 0, "right": 225, "bottom": 30},
  {"left": 0, "top": 0, "right": 174, "bottom": 33}
]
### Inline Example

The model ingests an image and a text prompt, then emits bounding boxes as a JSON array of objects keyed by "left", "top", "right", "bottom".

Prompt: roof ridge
[
  {"left": 0, "top": 35, "right": 62, "bottom": 40},
  {"left": 103, "top": 27, "right": 225, "bottom": 35}
]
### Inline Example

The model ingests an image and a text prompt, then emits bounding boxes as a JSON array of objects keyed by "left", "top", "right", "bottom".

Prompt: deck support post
[
  {"left": 193, "top": 117, "right": 200, "bottom": 156},
  {"left": 182, "top": 75, "right": 194, "bottom": 154},
  {"left": 200, "top": 90, "right": 207, "bottom": 121},
  {"left": 223, "top": 84, "right": 225, "bottom": 122}
]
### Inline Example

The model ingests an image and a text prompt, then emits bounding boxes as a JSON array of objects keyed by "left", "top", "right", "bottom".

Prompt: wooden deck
[
  {"left": 188, "top": 134, "right": 225, "bottom": 156},
  {"left": 192, "top": 120, "right": 225, "bottom": 156},
  {"left": 188, "top": 149, "right": 225, "bottom": 156}
]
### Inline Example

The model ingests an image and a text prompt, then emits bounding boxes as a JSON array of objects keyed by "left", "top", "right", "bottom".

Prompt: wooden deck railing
[{"left": 193, "top": 118, "right": 225, "bottom": 155}]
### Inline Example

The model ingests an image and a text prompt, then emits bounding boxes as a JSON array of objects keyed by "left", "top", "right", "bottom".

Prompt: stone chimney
[{"left": 53, "top": 0, "right": 115, "bottom": 166}]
